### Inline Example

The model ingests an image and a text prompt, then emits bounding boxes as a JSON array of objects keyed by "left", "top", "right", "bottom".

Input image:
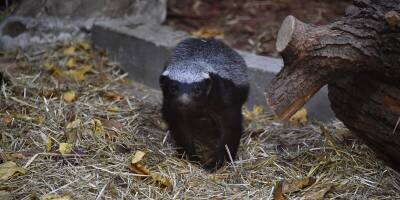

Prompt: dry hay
[{"left": 0, "top": 42, "right": 399, "bottom": 200}]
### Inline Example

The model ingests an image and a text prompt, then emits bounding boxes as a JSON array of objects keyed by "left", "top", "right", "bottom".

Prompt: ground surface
[
  {"left": 0, "top": 43, "right": 399, "bottom": 199},
  {"left": 166, "top": 0, "right": 351, "bottom": 56}
]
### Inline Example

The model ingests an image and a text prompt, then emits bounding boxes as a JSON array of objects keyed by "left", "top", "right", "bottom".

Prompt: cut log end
[
  {"left": 276, "top": 15, "right": 296, "bottom": 53},
  {"left": 384, "top": 11, "right": 400, "bottom": 30}
]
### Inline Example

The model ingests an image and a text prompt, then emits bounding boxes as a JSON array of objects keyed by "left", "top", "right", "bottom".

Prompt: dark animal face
[{"left": 159, "top": 74, "right": 212, "bottom": 111}]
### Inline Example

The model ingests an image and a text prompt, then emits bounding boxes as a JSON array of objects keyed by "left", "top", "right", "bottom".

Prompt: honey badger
[{"left": 159, "top": 38, "right": 249, "bottom": 172}]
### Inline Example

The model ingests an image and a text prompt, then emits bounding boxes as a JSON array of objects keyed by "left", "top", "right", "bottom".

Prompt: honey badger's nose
[{"left": 178, "top": 94, "right": 192, "bottom": 106}]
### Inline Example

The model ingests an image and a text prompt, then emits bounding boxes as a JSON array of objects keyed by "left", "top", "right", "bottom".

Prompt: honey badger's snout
[{"left": 177, "top": 93, "right": 192, "bottom": 107}]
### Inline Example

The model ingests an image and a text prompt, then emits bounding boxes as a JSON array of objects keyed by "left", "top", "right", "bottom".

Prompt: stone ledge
[
  {"left": 92, "top": 23, "right": 335, "bottom": 121},
  {"left": 0, "top": 0, "right": 167, "bottom": 50}
]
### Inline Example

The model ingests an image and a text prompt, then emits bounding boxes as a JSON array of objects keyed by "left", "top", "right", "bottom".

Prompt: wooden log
[
  {"left": 266, "top": 0, "right": 400, "bottom": 120},
  {"left": 329, "top": 75, "right": 400, "bottom": 171},
  {"left": 265, "top": 0, "right": 400, "bottom": 170}
]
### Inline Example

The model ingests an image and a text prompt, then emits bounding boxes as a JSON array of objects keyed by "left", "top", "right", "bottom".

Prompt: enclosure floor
[{"left": 0, "top": 42, "right": 399, "bottom": 199}]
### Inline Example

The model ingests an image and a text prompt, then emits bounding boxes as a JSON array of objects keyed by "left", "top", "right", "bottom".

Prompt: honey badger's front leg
[
  {"left": 205, "top": 107, "right": 243, "bottom": 172},
  {"left": 162, "top": 105, "right": 200, "bottom": 162}
]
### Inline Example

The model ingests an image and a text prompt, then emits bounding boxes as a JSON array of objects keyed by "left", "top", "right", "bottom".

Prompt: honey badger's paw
[{"left": 203, "top": 159, "right": 225, "bottom": 173}]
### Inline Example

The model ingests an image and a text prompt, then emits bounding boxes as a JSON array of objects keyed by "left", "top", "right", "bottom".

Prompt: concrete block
[
  {"left": 92, "top": 23, "right": 335, "bottom": 121},
  {"left": 92, "top": 23, "right": 187, "bottom": 89},
  {"left": 0, "top": 0, "right": 167, "bottom": 50}
]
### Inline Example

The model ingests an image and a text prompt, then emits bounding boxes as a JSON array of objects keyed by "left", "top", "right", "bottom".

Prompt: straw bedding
[{"left": 0, "top": 42, "right": 399, "bottom": 199}]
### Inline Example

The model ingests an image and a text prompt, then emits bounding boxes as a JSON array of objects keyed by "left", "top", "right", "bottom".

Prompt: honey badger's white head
[{"left": 159, "top": 63, "right": 213, "bottom": 110}]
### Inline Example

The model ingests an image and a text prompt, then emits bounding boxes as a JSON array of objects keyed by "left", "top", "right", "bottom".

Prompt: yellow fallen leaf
[
  {"left": 334, "top": 128, "right": 354, "bottom": 142},
  {"left": 273, "top": 181, "right": 286, "bottom": 200},
  {"left": 129, "top": 162, "right": 150, "bottom": 176},
  {"left": 289, "top": 107, "right": 308, "bottom": 126},
  {"left": 91, "top": 119, "right": 104, "bottom": 135},
  {"left": 243, "top": 105, "right": 265, "bottom": 121},
  {"left": 59, "top": 143, "right": 73, "bottom": 155},
  {"left": 0, "top": 153, "right": 26, "bottom": 161},
  {"left": 151, "top": 173, "right": 172, "bottom": 189},
  {"left": 191, "top": 27, "right": 224, "bottom": 39},
  {"left": 65, "top": 58, "right": 77, "bottom": 69},
  {"left": 14, "top": 114, "right": 34, "bottom": 122},
  {"left": 43, "top": 62, "right": 54, "bottom": 70},
  {"left": 36, "top": 115, "right": 45, "bottom": 124},
  {"left": 107, "top": 105, "right": 120, "bottom": 112},
  {"left": 129, "top": 152, "right": 150, "bottom": 178},
  {"left": 282, "top": 177, "right": 316, "bottom": 193},
  {"left": 63, "top": 91, "right": 76, "bottom": 102},
  {"left": 46, "top": 137, "right": 53, "bottom": 152},
  {"left": 253, "top": 106, "right": 264, "bottom": 116},
  {"left": 102, "top": 91, "right": 123, "bottom": 101},
  {"left": 41, "top": 194, "right": 72, "bottom": 200},
  {"left": 128, "top": 151, "right": 172, "bottom": 188},
  {"left": 14, "top": 114, "right": 45, "bottom": 124},
  {"left": 51, "top": 68, "right": 64, "bottom": 79},
  {"left": 2, "top": 115, "right": 12, "bottom": 125},
  {"left": 66, "top": 118, "right": 81, "bottom": 130},
  {"left": 63, "top": 46, "right": 76, "bottom": 56},
  {"left": 39, "top": 89, "right": 59, "bottom": 98},
  {"left": 273, "top": 177, "right": 316, "bottom": 200},
  {"left": 67, "top": 64, "right": 92, "bottom": 81},
  {"left": 0, "top": 161, "right": 26, "bottom": 180},
  {"left": 100, "top": 118, "right": 123, "bottom": 129},
  {"left": 131, "top": 151, "right": 146, "bottom": 164},
  {"left": 159, "top": 121, "right": 168, "bottom": 131},
  {"left": 301, "top": 186, "right": 332, "bottom": 200},
  {"left": 44, "top": 63, "right": 64, "bottom": 79},
  {"left": 78, "top": 42, "right": 91, "bottom": 50},
  {"left": 81, "top": 64, "right": 93, "bottom": 72}
]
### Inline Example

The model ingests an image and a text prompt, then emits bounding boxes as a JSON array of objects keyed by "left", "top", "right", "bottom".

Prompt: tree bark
[
  {"left": 266, "top": 0, "right": 400, "bottom": 120},
  {"left": 329, "top": 74, "right": 400, "bottom": 171},
  {"left": 265, "top": 0, "right": 400, "bottom": 171}
]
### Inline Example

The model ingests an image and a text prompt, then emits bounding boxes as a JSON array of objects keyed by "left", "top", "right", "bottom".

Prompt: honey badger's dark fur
[{"left": 159, "top": 38, "right": 249, "bottom": 172}]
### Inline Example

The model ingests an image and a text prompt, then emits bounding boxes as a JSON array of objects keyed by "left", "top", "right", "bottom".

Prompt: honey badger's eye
[
  {"left": 193, "top": 85, "right": 202, "bottom": 96},
  {"left": 169, "top": 85, "right": 178, "bottom": 95}
]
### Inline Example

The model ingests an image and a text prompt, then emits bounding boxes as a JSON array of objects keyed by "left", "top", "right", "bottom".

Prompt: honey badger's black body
[{"left": 159, "top": 38, "right": 249, "bottom": 171}]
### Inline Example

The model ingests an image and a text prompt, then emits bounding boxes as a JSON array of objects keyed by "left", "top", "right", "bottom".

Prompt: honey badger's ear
[
  {"left": 201, "top": 72, "right": 210, "bottom": 79},
  {"left": 159, "top": 70, "right": 169, "bottom": 87},
  {"left": 202, "top": 72, "right": 212, "bottom": 95},
  {"left": 162, "top": 70, "right": 170, "bottom": 76}
]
